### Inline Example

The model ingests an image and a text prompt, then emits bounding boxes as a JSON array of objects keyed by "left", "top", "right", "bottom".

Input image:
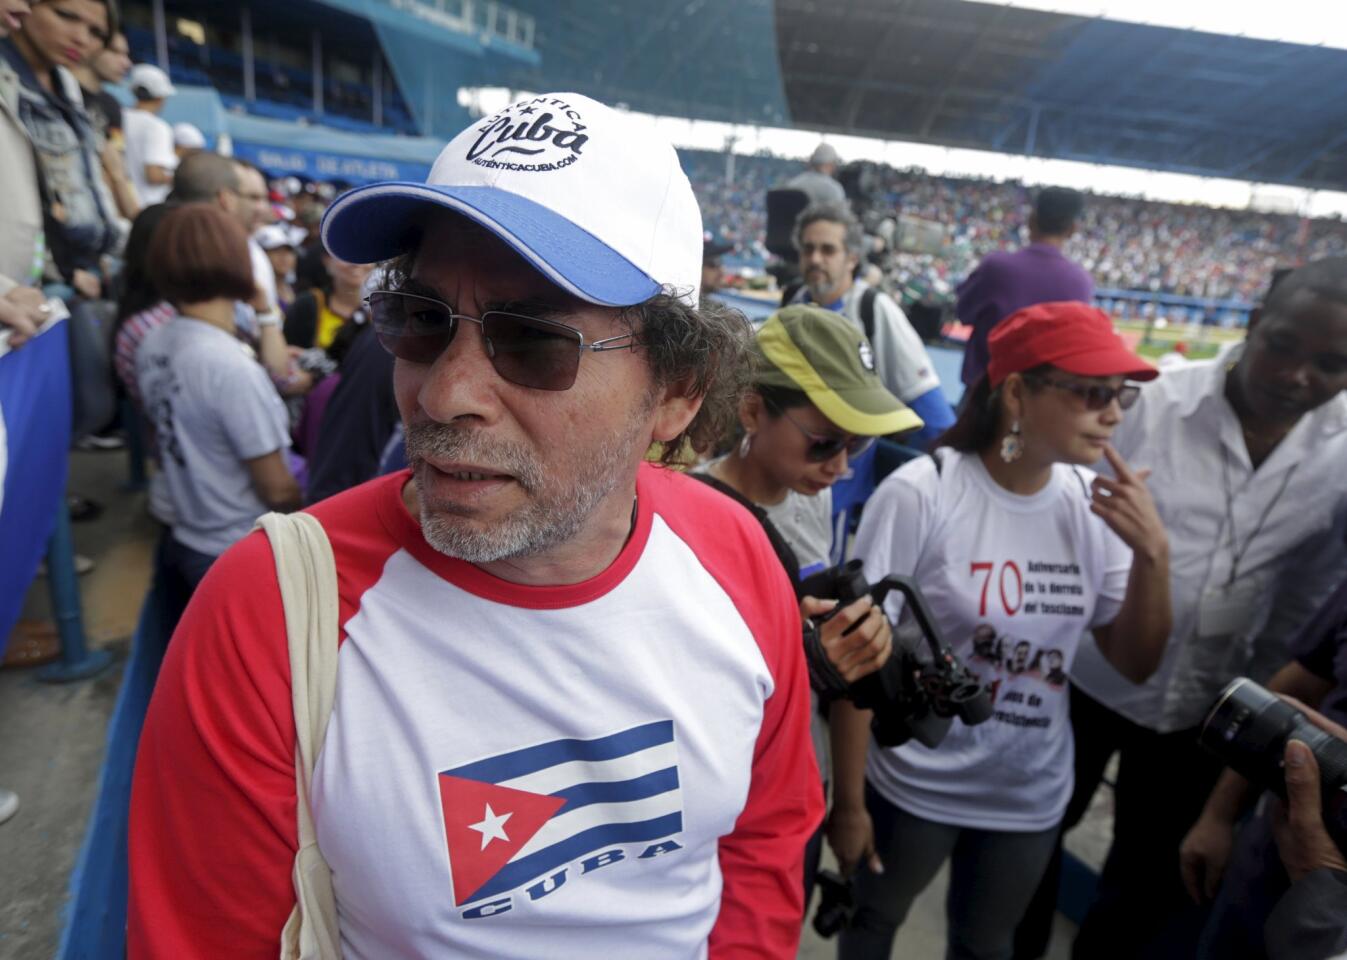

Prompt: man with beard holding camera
[{"left": 129, "top": 93, "right": 822, "bottom": 959}]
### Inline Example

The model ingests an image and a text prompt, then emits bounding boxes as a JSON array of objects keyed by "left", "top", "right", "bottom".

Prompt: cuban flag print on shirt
[{"left": 440, "top": 720, "right": 683, "bottom": 907}]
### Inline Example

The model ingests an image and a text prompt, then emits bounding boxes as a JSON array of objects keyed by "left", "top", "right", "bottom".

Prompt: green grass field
[{"left": 1115, "top": 320, "right": 1244, "bottom": 361}]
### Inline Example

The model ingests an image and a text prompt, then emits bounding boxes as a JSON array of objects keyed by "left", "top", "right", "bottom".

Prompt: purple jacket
[{"left": 956, "top": 243, "right": 1094, "bottom": 387}]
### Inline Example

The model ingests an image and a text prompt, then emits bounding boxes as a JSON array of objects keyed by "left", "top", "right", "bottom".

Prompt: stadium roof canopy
[
  {"left": 775, "top": 0, "right": 1347, "bottom": 190},
  {"left": 498, "top": 0, "right": 790, "bottom": 127}
]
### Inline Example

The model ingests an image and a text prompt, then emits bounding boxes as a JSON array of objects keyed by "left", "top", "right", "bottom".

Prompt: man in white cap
[
  {"left": 787, "top": 142, "right": 847, "bottom": 207},
  {"left": 123, "top": 62, "right": 176, "bottom": 206},
  {"left": 172, "top": 120, "right": 204, "bottom": 159},
  {"left": 129, "top": 92, "right": 823, "bottom": 959}
]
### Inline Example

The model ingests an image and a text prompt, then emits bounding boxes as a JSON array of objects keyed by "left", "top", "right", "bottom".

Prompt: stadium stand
[{"left": 682, "top": 148, "right": 1347, "bottom": 313}]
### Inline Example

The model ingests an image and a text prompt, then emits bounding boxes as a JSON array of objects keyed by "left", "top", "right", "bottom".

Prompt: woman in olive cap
[{"left": 696, "top": 303, "right": 920, "bottom": 899}]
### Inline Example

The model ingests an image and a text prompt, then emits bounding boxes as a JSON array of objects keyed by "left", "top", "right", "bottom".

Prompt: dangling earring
[
  {"left": 1000, "top": 421, "right": 1023, "bottom": 464},
  {"left": 738, "top": 432, "right": 754, "bottom": 458}
]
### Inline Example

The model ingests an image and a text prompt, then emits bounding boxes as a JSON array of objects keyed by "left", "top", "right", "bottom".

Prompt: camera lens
[{"left": 1200, "top": 678, "right": 1347, "bottom": 842}]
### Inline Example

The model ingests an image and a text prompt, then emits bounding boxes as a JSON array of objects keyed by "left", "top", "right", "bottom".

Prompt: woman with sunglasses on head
[
  {"left": 3, "top": 0, "right": 122, "bottom": 297},
  {"left": 830, "top": 301, "right": 1173, "bottom": 960},
  {"left": 694, "top": 304, "right": 917, "bottom": 900}
]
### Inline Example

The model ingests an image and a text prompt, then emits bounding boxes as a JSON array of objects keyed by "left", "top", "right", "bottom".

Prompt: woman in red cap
[{"left": 829, "top": 301, "right": 1173, "bottom": 960}]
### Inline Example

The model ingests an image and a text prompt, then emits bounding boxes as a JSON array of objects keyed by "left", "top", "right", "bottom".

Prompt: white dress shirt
[{"left": 1072, "top": 348, "right": 1347, "bottom": 732}]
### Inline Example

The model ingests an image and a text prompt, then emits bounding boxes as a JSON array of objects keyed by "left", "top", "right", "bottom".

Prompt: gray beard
[
  {"left": 804, "top": 275, "right": 839, "bottom": 304},
  {"left": 404, "top": 413, "right": 650, "bottom": 564}
]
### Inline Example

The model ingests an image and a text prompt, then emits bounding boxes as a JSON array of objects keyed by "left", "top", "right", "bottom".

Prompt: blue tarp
[
  {"left": 0, "top": 320, "right": 72, "bottom": 656},
  {"left": 227, "top": 113, "right": 440, "bottom": 184},
  {"left": 230, "top": 141, "right": 431, "bottom": 185}
]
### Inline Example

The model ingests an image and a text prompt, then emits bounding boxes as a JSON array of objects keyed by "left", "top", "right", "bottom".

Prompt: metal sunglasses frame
[{"left": 365, "top": 288, "right": 635, "bottom": 388}]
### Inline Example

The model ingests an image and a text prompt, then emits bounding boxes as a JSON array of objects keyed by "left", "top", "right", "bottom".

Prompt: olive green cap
[{"left": 753, "top": 305, "right": 923, "bottom": 436}]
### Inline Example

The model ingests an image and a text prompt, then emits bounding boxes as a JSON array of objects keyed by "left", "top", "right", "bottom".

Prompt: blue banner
[
  {"left": 0, "top": 320, "right": 72, "bottom": 655},
  {"left": 231, "top": 142, "right": 431, "bottom": 185}
]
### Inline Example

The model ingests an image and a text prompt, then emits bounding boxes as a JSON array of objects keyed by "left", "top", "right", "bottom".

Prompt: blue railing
[{"left": 1093, "top": 287, "right": 1256, "bottom": 328}]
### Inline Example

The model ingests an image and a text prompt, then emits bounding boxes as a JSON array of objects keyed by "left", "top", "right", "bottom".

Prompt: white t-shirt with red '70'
[{"left": 853, "top": 450, "right": 1131, "bottom": 832}]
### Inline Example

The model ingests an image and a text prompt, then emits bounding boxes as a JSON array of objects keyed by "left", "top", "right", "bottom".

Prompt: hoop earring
[
  {"left": 1000, "top": 421, "right": 1023, "bottom": 464},
  {"left": 738, "top": 432, "right": 753, "bottom": 458}
]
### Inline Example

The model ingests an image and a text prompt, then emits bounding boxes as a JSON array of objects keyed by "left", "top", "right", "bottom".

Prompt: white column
[
  {"left": 372, "top": 50, "right": 384, "bottom": 128},
  {"left": 312, "top": 29, "right": 324, "bottom": 117},
  {"left": 152, "top": 0, "right": 169, "bottom": 70},
  {"left": 241, "top": 7, "right": 256, "bottom": 103}
]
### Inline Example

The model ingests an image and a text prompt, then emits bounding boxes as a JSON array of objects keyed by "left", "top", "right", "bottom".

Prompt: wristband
[{"left": 256, "top": 309, "right": 282, "bottom": 328}]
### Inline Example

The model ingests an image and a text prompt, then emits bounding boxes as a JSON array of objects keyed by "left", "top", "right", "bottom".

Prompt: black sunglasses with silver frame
[
  {"left": 778, "top": 407, "right": 876, "bottom": 463},
  {"left": 1021, "top": 374, "right": 1141, "bottom": 411},
  {"left": 365, "top": 289, "right": 635, "bottom": 391}
]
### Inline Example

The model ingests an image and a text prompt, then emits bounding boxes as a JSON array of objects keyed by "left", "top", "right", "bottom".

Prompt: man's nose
[{"left": 417, "top": 320, "right": 501, "bottom": 423}]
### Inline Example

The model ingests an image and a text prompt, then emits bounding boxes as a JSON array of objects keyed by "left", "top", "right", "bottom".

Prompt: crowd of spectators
[{"left": 683, "top": 148, "right": 1347, "bottom": 306}]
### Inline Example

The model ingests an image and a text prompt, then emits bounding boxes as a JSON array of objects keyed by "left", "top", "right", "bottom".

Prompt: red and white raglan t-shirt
[{"left": 128, "top": 463, "right": 822, "bottom": 959}]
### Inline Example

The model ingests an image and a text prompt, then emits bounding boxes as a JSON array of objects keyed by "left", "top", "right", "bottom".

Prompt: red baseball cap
[{"left": 986, "top": 301, "right": 1157, "bottom": 387}]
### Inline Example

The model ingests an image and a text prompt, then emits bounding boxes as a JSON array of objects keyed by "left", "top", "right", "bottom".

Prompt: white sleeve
[
  {"left": 144, "top": 118, "right": 178, "bottom": 170},
  {"left": 249, "top": 242, "right": 278, "bottom": 309},
  {"left": 853, "top": 457, "right": 938, "bottom": 622},
  {"left": 1253, "top": 510, "right": 1347, "bottom": 681},
  {"left": 869, "top": 293, "right": 943, "bottom": 402}
]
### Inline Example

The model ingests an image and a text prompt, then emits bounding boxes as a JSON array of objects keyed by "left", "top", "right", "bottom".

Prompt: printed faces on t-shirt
[{"left": 963, "top": 558, "right": 1085, "bottom": 727}]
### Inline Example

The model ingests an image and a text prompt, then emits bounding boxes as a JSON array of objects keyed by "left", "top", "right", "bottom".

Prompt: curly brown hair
[{"left": 622, "top": 291, "right": 753, "bottom": 464}]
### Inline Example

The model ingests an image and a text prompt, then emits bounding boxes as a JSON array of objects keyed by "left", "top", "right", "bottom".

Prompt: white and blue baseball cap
[{"left": 321, "top": 92, "right": 704, "bottom": 306}]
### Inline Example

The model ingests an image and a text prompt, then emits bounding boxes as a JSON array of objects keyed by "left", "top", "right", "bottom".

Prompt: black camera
[
  {"left": 1199, "top": 678, "right": 1347, "bottom": 845},
  {"left": 802, "top": 560, "right": 994, "bottom": 748},
  {"left": 811, "top": 869, "right": 855, "bottom": 938}
]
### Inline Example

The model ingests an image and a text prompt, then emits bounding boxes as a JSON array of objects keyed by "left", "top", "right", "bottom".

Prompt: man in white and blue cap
[{"left": 129, "top": 93, "right": 823, "bottom": 959}]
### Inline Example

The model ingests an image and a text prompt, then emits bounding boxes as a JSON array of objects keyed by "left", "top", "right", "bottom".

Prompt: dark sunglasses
[
  {"left": 779, "top": 408, "right": 875, "bottom": 463},
  {"left": 1024, "top": 375, "right": 1141, "bottom": 411},
  {"left": 366, "top": 290, "right": 634, "bottom": 391}
]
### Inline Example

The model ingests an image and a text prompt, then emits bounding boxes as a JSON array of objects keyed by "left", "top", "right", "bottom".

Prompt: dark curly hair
[{"left": 379, "top": 247, "right": 753, "bottom": 466}]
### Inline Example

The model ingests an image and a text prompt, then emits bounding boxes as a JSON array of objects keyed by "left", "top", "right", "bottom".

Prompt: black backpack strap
[
  {"left": 859, "top": 286, "right": 879, "bottom": 345},
  {"left": 689, "top": 472, "right": 803, "bottom": 593}
]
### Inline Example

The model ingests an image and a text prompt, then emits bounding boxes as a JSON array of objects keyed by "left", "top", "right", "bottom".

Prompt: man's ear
[{"left": 650, "top": 378, "right": 703, "bottom": 445}]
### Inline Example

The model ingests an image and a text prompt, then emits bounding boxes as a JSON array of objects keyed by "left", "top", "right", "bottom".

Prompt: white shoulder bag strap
[{"left": 255, "top": 512, "right": 342, "bottom": 960}]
